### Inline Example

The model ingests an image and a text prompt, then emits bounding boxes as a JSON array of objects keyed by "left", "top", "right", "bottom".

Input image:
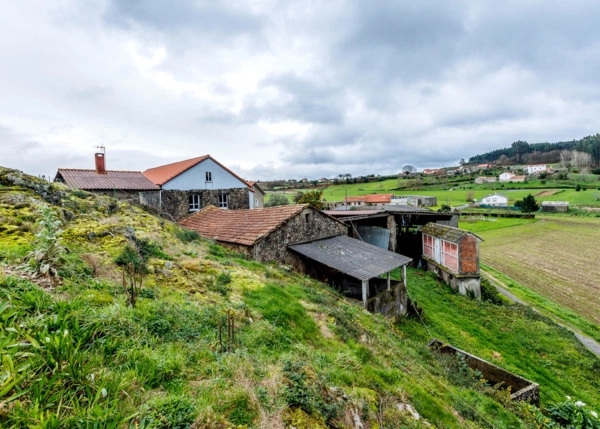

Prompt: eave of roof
[{"left": 421, "top": 222, "right": 482, "bottom": 243}]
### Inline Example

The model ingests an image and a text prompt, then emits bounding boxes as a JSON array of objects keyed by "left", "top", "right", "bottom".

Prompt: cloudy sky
[{"left": 2, "top": 1, "right": 600, "bottom": 181}]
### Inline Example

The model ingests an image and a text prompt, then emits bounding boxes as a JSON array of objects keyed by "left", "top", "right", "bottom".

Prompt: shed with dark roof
[{"left": 421, "top": 222, "right": 483, "bottom": 298}]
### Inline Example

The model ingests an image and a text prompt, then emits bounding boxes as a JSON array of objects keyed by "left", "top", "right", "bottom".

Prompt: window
[
  {"left": 189, "top": 194, "right": 200, "bottom": 211},
  {"left": 218, "top": 193, "right": 228, "bottom": 209},
  {"left": 205, "top": 171, "right": 212, "bottom": 182}
]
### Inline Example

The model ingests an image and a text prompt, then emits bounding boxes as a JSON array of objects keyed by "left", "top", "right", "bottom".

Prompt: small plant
[
  {"left": 114, "top": 245, "right": 148, "bottom": 307},
  {"left": 26, "top": 206, "right": 64, "bottom": 279},
  {"left": 545, "top": 397, "right": 600, "bottom": 429}
]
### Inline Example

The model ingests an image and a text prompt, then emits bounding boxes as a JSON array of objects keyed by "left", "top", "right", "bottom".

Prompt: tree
[
  {"left": 511, "top": 140, "right": 530, "bottom": 162},
  {"left": 292, "top": 191, "right": 305, "bottom": 203},
  {"left": 265, "top": 193, "right": 289, "bottom": 207},
  {"left": 518, "top": 194, "right": 539, "bottom": 214},
  {"left": 401, "top": 164, "right": 417, "bottom": 175},
  {"left": 297, "top": 189, "right": 324, "bottom": 210}
]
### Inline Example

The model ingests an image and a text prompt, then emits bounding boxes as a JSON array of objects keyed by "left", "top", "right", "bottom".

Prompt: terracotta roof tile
[
  {"left": 179, "top": 204, "right": 308, "bottom": 246},
  {"left": 55, "top": 169, "right": 158, "bottom": 191},
  {"left": 364, "top": 194, "right": 392, "bottom": 203},
  {"left": 143, "top": 155, "right": 251, "bottom": 188}
]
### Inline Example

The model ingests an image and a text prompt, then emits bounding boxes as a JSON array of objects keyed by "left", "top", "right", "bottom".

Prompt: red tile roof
[
  {"left": 179, "top": 204, "right": 308, "bottom": 246},
  {"left": 55, "top": 169, "right": 158, "bottom": 191},
  {"left": 344, "top": 196, "right": 366, "bottom": 202},
  {"left": 364, "top": 194, "right": 392, "bottom": 204},
  {"left": 143, "top": 155, "right": 251, "bottom": 188}
]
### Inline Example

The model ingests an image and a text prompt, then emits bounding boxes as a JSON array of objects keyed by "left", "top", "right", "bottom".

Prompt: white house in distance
[
  {"left": 499, "top": 172, "right": 526, "bottom": 183},
  {"left": 525, "top": 164, "right": 547, "bottom": 175},
  {"left": 480, "top": 193, "right": 508, "bottom": 207}
]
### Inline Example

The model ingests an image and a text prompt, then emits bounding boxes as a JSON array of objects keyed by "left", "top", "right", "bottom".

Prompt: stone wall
[
  {"left": 158, "top": 188, "right": 251, "bottom": 220},
  {"left": 254, "top": 208, "right": 348, "bottom": 265},
  {"left": 200, "top": 188, "right": 250, "bottom": 211},
  {"left": 139, "top": 191, "right": 161, "bottom": 209}
]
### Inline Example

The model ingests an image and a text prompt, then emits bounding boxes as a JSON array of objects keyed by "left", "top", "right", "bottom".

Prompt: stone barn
[
  {"left": 179, "top": 204, "right": 348, "bottom": 265},
  {"left": 420, "top": 222, "right": 483, "bottom": 298}
]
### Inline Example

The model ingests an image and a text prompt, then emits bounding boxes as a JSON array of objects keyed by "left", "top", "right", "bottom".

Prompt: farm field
[{"left": 460, "top": 215, "right": 600, "bottom": 328}]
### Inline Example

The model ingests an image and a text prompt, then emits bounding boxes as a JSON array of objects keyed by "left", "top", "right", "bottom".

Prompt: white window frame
[
  {"left": 205, "top": 171, "right": 212, "bottom": 182},
  {"left": 189, "top": 194, "right": 200, "bottom": 211},
  {"left": 218, "top": 193, "right": 228, "bottom": 209}
]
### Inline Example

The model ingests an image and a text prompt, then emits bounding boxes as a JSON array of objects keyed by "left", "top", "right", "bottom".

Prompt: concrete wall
[
  {"left": 425, "top": 259, "right": 481, "bottom": 299},
  {"left": 428, "top": 339, "right": 540, "bottom": 406},
  {"left": 162, "top": 158, "right": 248, "bottom": 191}
]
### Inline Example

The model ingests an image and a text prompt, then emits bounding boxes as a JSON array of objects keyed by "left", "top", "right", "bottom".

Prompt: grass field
[{"left": 460, "top": 215, "right": 600, "bottom": 328}]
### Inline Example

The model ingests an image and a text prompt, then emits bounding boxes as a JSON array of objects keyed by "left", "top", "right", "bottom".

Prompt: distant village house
[{"left": 480, "top": 193, "right": 508, "bottom": 207}]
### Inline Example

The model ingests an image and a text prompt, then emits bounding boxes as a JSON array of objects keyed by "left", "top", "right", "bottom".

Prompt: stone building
[
  {"left": 421, "top": 222, "right": 482, "bottom": 298},
  {"left": 142, "top": 155, "right": 264, "bottom": 220},
  {"left": 179, "top": 204, "right": 348, "bottom": 264},
  {"left": 180, "top": 204, "right": 413, "bottom": 317}
]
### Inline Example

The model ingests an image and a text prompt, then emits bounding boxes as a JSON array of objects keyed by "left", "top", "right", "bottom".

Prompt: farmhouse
[
  {"left": 180, "top": 204, "right": 412, "bottom": 316},
  {"left": 525, "top": 164, "right": 547, "bottom": 175},
  {"left": 541, "top": 201, "right": 569, "bottom": 212},
  {"left": 54, "top": 151, "right": 158, "bottom": 202},
  {"left": 390, "top": 195, "right": 437, "bottom": 207},
  {"left": 474, "top": 176, "right": 497, "bottom": 184},
  {"left": 142, "top": 155, "right": 264, "bottom": 220},
  {"left": 499, "top": 172, "right": 526, "bottom": 183},
  {"left": 480, "top": 193, "right": 508, "bottom": 207},
  {"left": 421, "top": 222, "right": 482, "bottom": 298}
]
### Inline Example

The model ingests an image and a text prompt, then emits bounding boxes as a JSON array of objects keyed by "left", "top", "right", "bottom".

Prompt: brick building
[{"left": 421, "top": 222, "right": 482, "bottom": 298}]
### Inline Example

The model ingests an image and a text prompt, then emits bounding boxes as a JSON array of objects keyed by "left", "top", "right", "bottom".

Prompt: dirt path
[{"left": 481, "top": 270, "right": 600, "bottom": 358}]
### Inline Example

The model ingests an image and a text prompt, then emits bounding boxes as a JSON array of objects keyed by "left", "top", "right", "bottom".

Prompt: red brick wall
[{"left": 460, "top": 235, "right": 478, "bottom": 273}]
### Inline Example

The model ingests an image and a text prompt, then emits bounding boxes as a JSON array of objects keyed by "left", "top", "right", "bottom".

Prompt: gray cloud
[{"left": 2, "top": 0, "right": 600, "bottom": 181}]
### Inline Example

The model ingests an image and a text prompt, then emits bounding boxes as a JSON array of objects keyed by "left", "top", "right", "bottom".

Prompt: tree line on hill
[{"left": 468, "top": 134, "right": 600, "bottom": 166}]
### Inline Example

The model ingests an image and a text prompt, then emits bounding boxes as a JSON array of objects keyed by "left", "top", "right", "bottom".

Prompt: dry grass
[{"left": 476, "top": 215, "right": 600, "bottom": 325}]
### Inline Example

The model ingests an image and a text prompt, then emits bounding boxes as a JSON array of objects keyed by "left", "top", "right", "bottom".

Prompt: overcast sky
[{"left": 2, "top": 1, "right": 600, "bottom": 181}]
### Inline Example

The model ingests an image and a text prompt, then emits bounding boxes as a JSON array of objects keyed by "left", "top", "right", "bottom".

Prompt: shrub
[
  {"left": 480, "top": 278, "right": 506, "bottom": 305},
  {"left": 26, "top": 206, "right": 64, "bottom": 278}
]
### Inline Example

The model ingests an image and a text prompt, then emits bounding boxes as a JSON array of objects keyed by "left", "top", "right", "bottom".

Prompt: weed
[
  {"left": 26, "top": 206, "right": 64, "bottom": 278},
  {"left": 139, "top": 394, "right": 197, "bottom": 429}
]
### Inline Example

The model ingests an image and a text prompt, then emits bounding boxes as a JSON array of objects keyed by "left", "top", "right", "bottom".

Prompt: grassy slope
[{"left": 1, "top": 175, "right": 599, "bottom": 427}]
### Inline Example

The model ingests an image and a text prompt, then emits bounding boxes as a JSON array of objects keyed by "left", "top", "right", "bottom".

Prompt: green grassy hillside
[{"left": 1, "top": 167, "right": 599, "bottom": 428}]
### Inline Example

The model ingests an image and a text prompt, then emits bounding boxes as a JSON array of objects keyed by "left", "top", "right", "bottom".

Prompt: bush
[{"left": 480, "top": 278, "right": 506, "bottom": 305}]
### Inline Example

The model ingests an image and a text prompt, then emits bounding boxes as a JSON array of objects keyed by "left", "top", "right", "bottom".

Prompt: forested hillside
[{"left": 468, "top": 134, "right": 600, "bottom": 166}]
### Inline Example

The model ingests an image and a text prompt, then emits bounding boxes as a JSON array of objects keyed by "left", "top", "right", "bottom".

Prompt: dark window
[
  {"left": 189, "top": 194, "right": 200, "bottom": 211},
  {"left": 218, "top": 193, "right": 228, "bottom": 209},
  {"left": 206, "top": 171, "right": 212, "bottom": 182}
]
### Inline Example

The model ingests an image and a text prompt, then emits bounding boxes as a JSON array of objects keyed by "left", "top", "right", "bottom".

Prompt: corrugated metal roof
[
  {"left": 323, "top": 210, "right": 387, "bottom": 217},
  {"left": 289, "top": 235, "right": 412, "bottom": 281},
  {"left": 55, "top": 169, "right": 158, "bottom": 191},
  {"left": 420, "top": 222, "right": 482, "bottom": 243},
  {"left": 383, "top": 204, "right": 434, "bottom": 213}
]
